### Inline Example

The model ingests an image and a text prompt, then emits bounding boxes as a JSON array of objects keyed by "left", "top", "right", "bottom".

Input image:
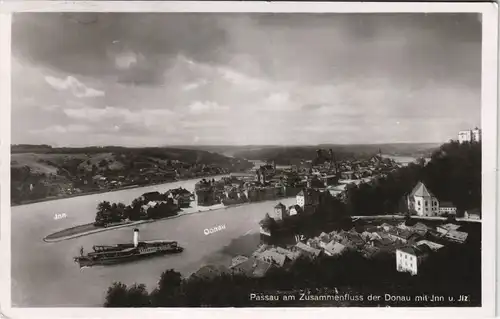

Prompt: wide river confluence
[
  {"left": 12, "top": 176, "right": 296, "bottom": 307},
  {"left": 12, "top": 155, "right": 417, "bottom": 307}
]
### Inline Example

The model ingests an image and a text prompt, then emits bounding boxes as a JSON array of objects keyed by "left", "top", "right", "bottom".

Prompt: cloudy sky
[{"left": 11, "top": 13, "right": 481, "bottom": 146}]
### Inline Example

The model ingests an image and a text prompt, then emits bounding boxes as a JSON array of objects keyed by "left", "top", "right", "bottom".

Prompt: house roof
[
  {"left": 412, "top": 222, "right": 429, "bottom": 230},
  {"left": 410, "top": 182, "right": 435, "bottom": 198},
  {"left": 324, "top": 241, "right": 346, "bottom": 255},
  {"left": 230, "top": 255, "right": 249, "bottom": 268},
  {"left": 389, "top": 228, "right": 412, "bottom": 239},
  {"left": 415, "top": 243, "right": 433, "bottom": 255},
  {"left": 397, "top": 246, "right": 429, "bottom": 258},
  {"left": 445, "top": 230, "right": 468, "bottom": 242},
  {"left": 257, "top": 250, "right": 288, "bottom": 267},
  {"left": 416, "top": 240, "right": 444, "bottom": 251},
  {"left": 438, "top": 223, "right": 461, "bottom": 231},
  {"left": 232, "top": 257, "right": 272, "bottom": 277},
  {"left": 273, "top": 247, "right": 301, "bottom": 260},
  {"left": 374, "top": 237, "right": 393, "bottom": 246},
  {"left": 296, "top": 242, "right": 321, "bottom": 256},
  {"left": 297, "top": 190, "right": 304, "bottom": 196}
]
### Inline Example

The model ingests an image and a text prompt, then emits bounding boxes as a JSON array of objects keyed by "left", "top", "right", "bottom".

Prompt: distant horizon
[{"left": 11, "top": 141, "right": 446, "bottom": 148}]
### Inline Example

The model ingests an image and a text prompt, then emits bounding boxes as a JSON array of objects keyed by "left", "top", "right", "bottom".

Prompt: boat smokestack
[{"left": 133, "top": 228, "right": 139, "bottom": 248}]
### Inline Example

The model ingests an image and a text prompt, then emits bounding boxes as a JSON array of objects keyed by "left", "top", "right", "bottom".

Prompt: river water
[
  {"left": 381, "top": 155, "right": 430, "bottom": 166},
  {"left": 11, "top": 176, "right": 296, "bottom": 307}
]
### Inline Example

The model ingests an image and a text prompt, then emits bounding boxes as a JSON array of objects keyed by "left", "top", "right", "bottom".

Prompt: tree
[
  {"left": 124, "top": 204, "right": 142, "bottom": 221},
  {"left": 150, "top": 269, "right": 184, "bottom": 306},
  {"left": 104, "top": 282, "right": 151, "bottom": 307},
  {"left": 126, "top": 284, "right": 151, "bottom": 307},
  {"left": 99, "top": 159, "right": 108, "bottom": 168},
  {"left": 104, "top": 282, "right": 129, "bottom": 307},
  {"left": 95, "top": 201, "right": 113, "bottom": 226}
]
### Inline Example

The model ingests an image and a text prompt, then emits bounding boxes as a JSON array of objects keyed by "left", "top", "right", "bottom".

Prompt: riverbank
[
  {"left": 352, "top": 215, "right": 482, "bottom": 223},
  {"left": 42, "top": 196, "right": 294, "bottom": 243},
  {"left": 43, "top": 204, "right": 223, "bottom": 243},
  {"left": 12, "top": 174, "right": 228, "bottom": 207},
  {"left": 43, "top": 220, "right": 147, "bottom": 243}
]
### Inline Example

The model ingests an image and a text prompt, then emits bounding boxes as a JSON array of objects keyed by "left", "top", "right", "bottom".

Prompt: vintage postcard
[{"left": 0, "top": 2, "right": 498, "bottom": 319}]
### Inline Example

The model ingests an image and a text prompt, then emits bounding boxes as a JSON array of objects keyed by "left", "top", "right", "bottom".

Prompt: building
[
  {"left": 272, "top": 247, "right": 301, "bottom": 262},
  {"left": 230, "top": 256, "right": 273, "bottom": 278},
  {"left": 362, "top": 245, "right": 380, "bottom": 259},
  {"left": 458, "top": 127, "right": 481, "bottom": 144},
  {"left": 458, "top": 130, "right": 472, "bottom": 144},
  {"left": 296, "top": 189, "right": 320, "bottom": 209},
  {"left": 323, "top": 241, "right": 346, "bottom": 256},
  {"left": 416, "top": 240, "right": 444, "bottom": 252},
  {"left": 320, "top": 175, "right": 339, "bottom": 187},
  {"left": 438, "top": 201, "right": 457, "bottom": 216},
  {"left": 272, "top": 202, "right": 289, "bottom": 221},
  {"left": 436, "top": 223, "right": 461, "bottom": 235},
  {"left": 396, "top": 246, "right": 430, "bottom": 276},
  {"left": 436, "top": 223, "right": 468, "bottom": 243},
  {"left": 230, "top": 255, "right": 249, "bottom": 268},
  {"left": 294, "top": 242, "right": 322, "bottom": 259},
  {"left": 407, "top": 182, "right": 439, "bottom": 217},
  {"left": 229, "top": 172, "right": 256, "bottom": 182},
  {"left": 444, "top": 230, "right": 468, "bottom": 244},
  {"left": 256, "top": 249, "right": 290, "bottom": 267},
  {"left": 464, "top": 208, "right": 481, "bottom": 220},
  {"left": 387, "top": 228, "right": 412, "bottom": 244},
  {"left": 410, "top": 222, "right": 429, "bottom": 236},
  {"left": 378, "top": 223, "right": 394, "bottom": 232},
  {"left": 340, "top": 171, "right": 355, "bottom": 180},
  {"left": 288, "top": 204, "right": 303, "bottom": 216}
]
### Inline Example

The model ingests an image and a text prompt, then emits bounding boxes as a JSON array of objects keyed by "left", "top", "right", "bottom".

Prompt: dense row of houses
[
  {"left": 194, "top": 151, "right": 402, "bottom": 207},
  {"left": 138, "top": 188, "right": 194, "bottom": 215}
]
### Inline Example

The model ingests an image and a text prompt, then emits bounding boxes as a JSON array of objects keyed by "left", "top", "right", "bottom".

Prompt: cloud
[
  {"left": 188, "top": 101, "right": 229, "bottom": 115},
  {"left": 41, "top": 104, "right": 61, "bottom": 112},
  {"left": 11, "top": 13, "right": 481, "bottom": 146},
  {"left": 30, "top": 124, "right": 91, "bottom": 134},
  {"left": 218, "top": 67, "right": 267, "bottom": 90},
  {"left": 183, "top": 79, "right": 208, "bottom": 91},
  {"left": 44, "top": 75, "right": 105, "bottom": 98},
  {"left": 114, "top": 51, "right": 139, "bottom": 70},
  {"left": 63, "top": 106, "right": 176, "bottom": 129}
]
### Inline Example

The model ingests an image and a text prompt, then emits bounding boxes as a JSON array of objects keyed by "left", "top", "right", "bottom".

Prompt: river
[
  {"left": 11, "top": 176, "right": 297, "bottom": 307},
  {"left": 381, "top": 155, "right": 430, "bottom": 166}
]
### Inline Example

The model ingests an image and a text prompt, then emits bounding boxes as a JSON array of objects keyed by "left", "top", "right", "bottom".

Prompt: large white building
[
  {"left": 396, "top": 245, "right": 430, "bottom": 276},
  {"left": 407, "top": 182, "right": 439, "bottom": 217},
  {"left": 458, "top": 127, "right": 481, "bottom": 144}
]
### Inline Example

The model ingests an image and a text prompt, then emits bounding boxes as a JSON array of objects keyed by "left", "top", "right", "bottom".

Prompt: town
[
  {"left": 189, "top": 128, "right": 481, "bottom": 284},
  {"left": 194, "top": 148, "right": 404, "bottom": 207},
  {"left": 192, "top": 180, "right": 477, "bottom": 280}
]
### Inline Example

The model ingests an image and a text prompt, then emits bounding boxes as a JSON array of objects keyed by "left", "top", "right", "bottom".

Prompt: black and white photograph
[{"left": 0, "top": 2, "right": 498, "bottom": 317}]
